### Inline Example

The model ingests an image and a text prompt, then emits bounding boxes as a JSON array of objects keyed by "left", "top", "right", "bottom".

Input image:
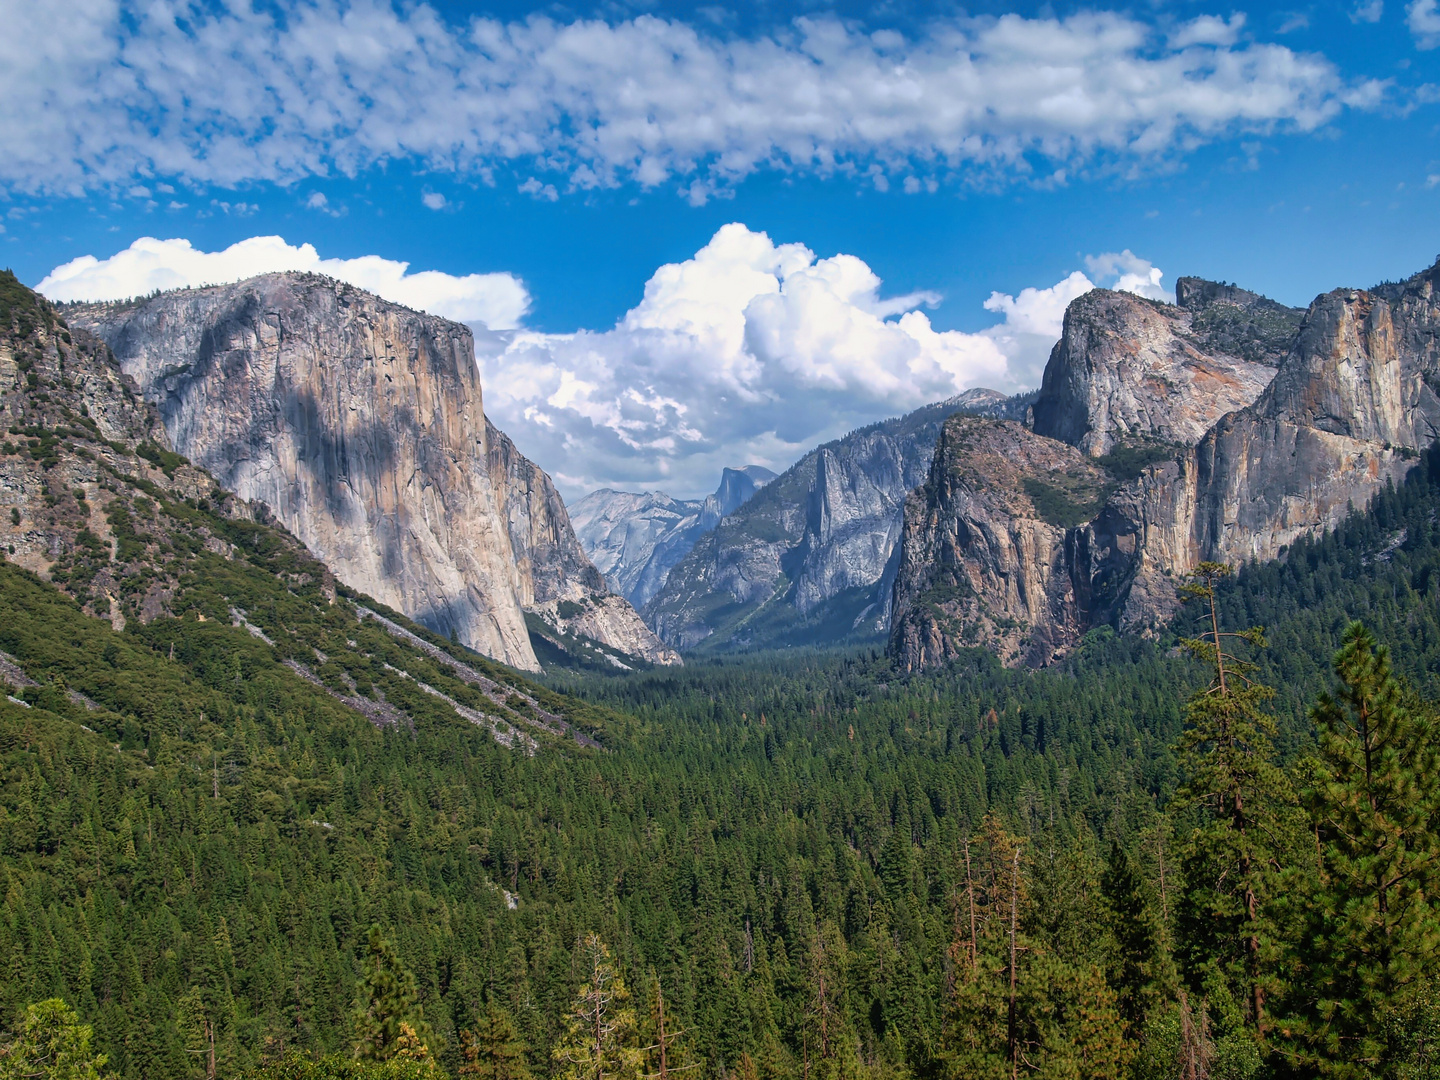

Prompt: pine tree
[
  {"left": 1101, "top": 840, "right": 1164, "bottom": 1034},
  {"left": 1284, "top": 623, "right": 1440, "bottom": 1077},
  {"left": 552, "top": 934, "right": 641, "bottom": 1080},
  {"left": 459, "top": 1003, "right": 533, "bottom": 1080},
  {"left": 1173, "top": 562, "right": 1292, "bottom": 1035},
  {"left": 0, "top": 998, "right": 111, "bottom": 1080},
  {"left": 639, "top": 978, "right": 693, "bottom": 1080},
  {"left": 352, "top": 926, "right": 436, "bottom": 1065}
]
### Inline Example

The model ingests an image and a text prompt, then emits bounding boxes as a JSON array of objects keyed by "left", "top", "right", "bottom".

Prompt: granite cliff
[
  {"left": 1031, "top": 280, "right": 1299, "bottom": 456},
  {"left": 644, "top": 389, "right": 1035, "bottom": 653},
  {"left": 569, "top": 465, "right": 775, "bottom": 609},
  {"left": 65, "top": 272, "right": 676, "bottom": 671},
  {"left": 890, "top": 264, "right": 1440, "bottom": 671},
  {"left": 485, "top": 418, "right": 681, "bottom": 665}
]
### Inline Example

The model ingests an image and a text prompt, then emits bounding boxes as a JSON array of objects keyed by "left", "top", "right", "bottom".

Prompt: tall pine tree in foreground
[
  {"left": 552, "top": 935, "right": 641, "bottom": 1080},
  {"left": 1173, "top": 563, "right": 1293, "bottom": 1036},
  {"left": 1100, "top": 840, "right": 1165, "bottom": 1036},
  {"left": 0, "top": 998, "right": 111, "bottom": 1080},
  {"left": 460, "top": 1003, "right": 533, "bottom": 1080},
  {"left": 1282, "top": 622, "right": 1440, "bottom": 1077},
  {"left": 940, "top": 814, "right": 1127, "bottom": 1080},
  {"left": 352, "top": 927, "right": 437, "bottom": 1068}
]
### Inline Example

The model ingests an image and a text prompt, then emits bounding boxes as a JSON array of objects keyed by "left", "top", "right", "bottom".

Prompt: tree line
[{"left": 2, "top": 450, "right": 1439, "bottom": 1078}]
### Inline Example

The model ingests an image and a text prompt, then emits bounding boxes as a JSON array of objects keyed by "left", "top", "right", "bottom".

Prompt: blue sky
[{"left": 4, "top": 0, "right": 1439, "bottom": 496}]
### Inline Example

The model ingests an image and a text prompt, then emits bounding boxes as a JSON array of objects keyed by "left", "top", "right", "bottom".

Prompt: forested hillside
[{"left": 3, "top": 267, "right": 1440, "bottom": 1080}]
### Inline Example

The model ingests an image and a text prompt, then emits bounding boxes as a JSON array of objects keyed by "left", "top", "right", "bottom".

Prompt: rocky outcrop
[
  {"left": 486, "top": 418, "right": 680, "bottom": 665},
  {"left": 65, "top": 272, "right": 676, "bottom": 671},
  {"left": 530, "top": 594, "right": 682, "bottom": 667},
  {"left": 0, "top": 272, "right": 274, "bottom": 630},
  {"left": 890, "top": 264, "right": 1440, "bottom": 670},
  {"left": 889, "top": 417, "right": 1111, "bottom": 669},
  {"left": 645, "top": 391, "right": 1033, "bottom": 652},
  {"left": 569, "top": 465, "right": 774, "bottom": 609},
  {"left": 714, "top": 465, "right": 777, "bottom": 516},
  {"left": 1031, "top": 286, "right": 1297, "bottom": 456},
  {"left": 1192, "top": 272, "right": 1440, "bottom": 564}
]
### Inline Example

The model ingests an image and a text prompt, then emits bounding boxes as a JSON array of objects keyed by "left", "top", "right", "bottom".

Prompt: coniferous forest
[{"left": 3, "top": 421, "right": 1440, "bottom": 1077}]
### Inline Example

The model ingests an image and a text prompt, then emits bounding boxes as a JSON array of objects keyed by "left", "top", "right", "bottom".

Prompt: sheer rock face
[
  {"left": 889, "top": 418, "right": 1109, "bottom": 670},
  {"left": 66, "top": 272, "right": 677, "bottom": 671},
  {"left": 643, "top": 395, "right": 1016, "bottom": 651},
  {"left": 890, "top": 264, "right": 1440, "bottom": 669},
  {"left": 1192, "top": 273, "right": 1440, "bottom": 567},
  {"left": 1031, "top": 287, "right": 1296, "bottom": 457},
  {"left": 486, "top": 419, "right": 679, "bottom": 665}
]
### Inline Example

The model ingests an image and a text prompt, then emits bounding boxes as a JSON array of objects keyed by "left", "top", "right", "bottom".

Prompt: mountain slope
[
  {"left": 643, "top": 390, "right": 1034, "bottom": 653},
  {"left": 0, "top": 269, "right": 604, "bottom": 743},
  {"left": 569, "top": 465, "right": 776, "bottom": 608},
  {"left": 64, "top": 273, "right": 675, "bottom": 671}
]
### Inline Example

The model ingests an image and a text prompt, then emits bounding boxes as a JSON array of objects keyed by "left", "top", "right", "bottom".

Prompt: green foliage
[
  {"left": 353, "top": 926, "right": 437, "bottom": 1066},
  {"left": 0, "top": 998, "right": 111, "bottom": 1080},
  {"left": 1100, "top": 840, "right": 1165, "bottom": 1032},
  {"left": 940, "top": 816, "right": 1127, "bottom": 1080},
  {"left": 1281, "top": 624, "right": 1440, "bottom": 1076},
  {"left": 135, "top": 440, "right": 188, "bottom": 475},
  {"left": 1173, "top": 564, "right": 1295, "bottom": 1034},
  {"left": 551, "top": 935, "right": 641, "bottom": 1080},
  {"left": 458, "top": 1004, "right": 531, "bottom": 1080},
  {"left": 245, "top": 1051, "right": 439, "bottom": 1080},
  {"left": 1095, "top": 440, "right": 1177, "bottom": 482},
  {"left": 0, "top": 270, "right": 42, "bottom": 339},
  {"left": 1020, "top": 474, "right": 1113, "bottom": 529}
]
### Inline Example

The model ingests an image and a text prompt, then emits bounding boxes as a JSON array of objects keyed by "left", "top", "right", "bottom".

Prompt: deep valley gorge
[{"left": 4, "top": 252, "right": 1440, "bottom": 1080}]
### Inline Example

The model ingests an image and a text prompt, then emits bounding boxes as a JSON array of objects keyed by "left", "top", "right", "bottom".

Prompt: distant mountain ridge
[
  {"left": 639, "top": 388, "right": 1037, "bottom": 653},
  {"left": 570, "top": 464, "right": 776, "bottom": 608}
]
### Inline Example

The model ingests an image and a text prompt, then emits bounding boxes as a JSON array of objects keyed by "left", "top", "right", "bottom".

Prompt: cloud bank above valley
[
  {"left": 1, "top": 1, "right": 1386, "bottom": 201},
  {"left": 39, "top": 227, "right": 1167, "bottom": 499},
  {"left": 479, "top": 226, "right": 1167, "bottom": 497}
]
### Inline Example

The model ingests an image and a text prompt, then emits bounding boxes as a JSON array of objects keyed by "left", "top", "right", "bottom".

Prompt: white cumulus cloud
[
  {"left": 36, "top": 235, "right": 530, "bottom": 329},
  {"left": 36, "top": 227, "right": 1171, "bottom": 498},
  {"left": 0, "top": 1, "right": 1378, "bottom": 199},
  {"left": 476, "top": 224, "right": 1169, "bottom": 497}
]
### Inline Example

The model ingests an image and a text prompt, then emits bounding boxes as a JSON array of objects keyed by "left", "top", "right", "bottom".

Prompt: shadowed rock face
[
  {"left": 486, "top": 418, "right": 680, "bottom": 666},
  {"left": 891, "top": 265, "right": 1440, "bottom": 670},
  {"left": 888, "top": 417, "right": 1110, "bottom": 670},
  {"left": 644, "top": 391, "right": 1035, "bottom": 653},
  {"left": 66, "top": 272, "right": 677, "bottom": 671}
]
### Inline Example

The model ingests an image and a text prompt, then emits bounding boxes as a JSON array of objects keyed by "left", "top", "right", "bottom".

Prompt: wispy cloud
[
  {"left": 1352, "top": 1, "right": 1385, "bottom": 23},
  {"left": 1411, "top": 0, "right": 1440, "bottom": 47},
  {"left": 0, "top": 2, "right": 1381, "bottom": 201}
]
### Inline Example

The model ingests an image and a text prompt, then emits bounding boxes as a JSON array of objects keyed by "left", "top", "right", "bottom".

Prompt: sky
[{"left": 5, "top": 0, "right": 1440, "bottom": 499}]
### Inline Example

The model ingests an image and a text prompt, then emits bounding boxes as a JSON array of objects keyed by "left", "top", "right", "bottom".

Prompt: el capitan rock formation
[{"left": 66, "top": 272, "right": 676, "bottom": 671}]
